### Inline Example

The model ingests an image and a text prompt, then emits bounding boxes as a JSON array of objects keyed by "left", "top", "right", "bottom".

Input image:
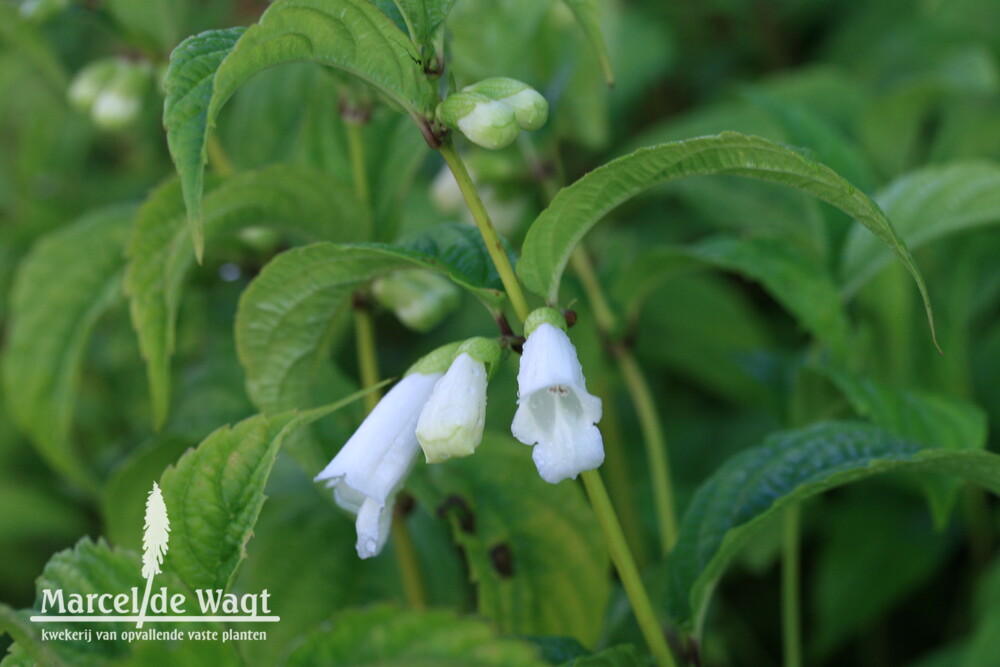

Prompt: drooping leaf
[
  {"left": 286, "top": 605, "right": 546, "bottom": 666},
  {"left": 235, "top": 228, "right": 508, "bottom": 416},
  {"left": 164, "top": 0, "right": 437, "bottom": 259},
  {"left": 163, "top": 27, "right": 245, "bottom": 261},
  {"left": 517, "top": 133, "right": 936, "bottom": 346},
  {"left": 1, "top": 205, "right": 133, "bottom": 493},
  {"left": 125, "top": 165, "right": 367, "bottom": 427},
  {"left": 842, "top": 162, "right": 1000, "bottom": 296},
  {"left": 409, "top": 434, "right": 610, "bottom": 647},
  {"left": 159, "top": 397, "right": 368, "bottom": 593},
  {"left": 667, "top": 421, "right": 1000, "bottom": 637}
]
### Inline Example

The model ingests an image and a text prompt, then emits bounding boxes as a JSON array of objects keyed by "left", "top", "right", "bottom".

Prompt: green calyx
[
  {"left": 524, "top": 307, "right": 567, "bottom": 337},
  {"left": 406, "top": 337, "right": 503, "bottom": 378}
]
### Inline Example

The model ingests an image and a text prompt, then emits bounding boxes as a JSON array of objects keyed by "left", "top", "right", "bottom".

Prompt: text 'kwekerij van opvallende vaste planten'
[{"left": 3, "top": 1, "right": 1000, "bottom": 666}]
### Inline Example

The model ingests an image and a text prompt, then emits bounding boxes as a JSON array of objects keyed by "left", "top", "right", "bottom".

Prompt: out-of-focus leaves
[
  {"left": 410, "top": 434, "right": 610, "bottom": 647},
  {"left": 842, "top": 162, "right": 1000, "bottom": 296},
  {"left": 286, "top": 605, "right": 546, "bottom": 666},
  {"left": 2, "top": 206, "right": 133, "bottom": 492},
  {"left": 125, "top": 165, "right": 366, "bottom": 427}
]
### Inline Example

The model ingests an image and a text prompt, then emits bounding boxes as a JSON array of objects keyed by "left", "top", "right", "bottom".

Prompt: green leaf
[
  {"left": 517, "top": 133, "right": 936, "bottom": 346},
  {"left": 105, "top": 0, "right": 189, "bottom": 54},
  {"left": 560, "top": 0, "right": 615, "bottom": 86},
  {"left": 163, "top": 27, "right": 245, "bottom": 261},
  {"left": 410, "top": 434, "right": 610, "bottom": 647},
  {"left": 235, "top": 228, "right": 507, "bottom": 415},
  {"left": 821, "top": 366, "right": 987, "bottom": 525},
  {"left": 667, "top": 421, "right": 1000, "bottom": 637},
  {"left": 165, "top": 0, "right": 437, "bottom": 259},
  {"left": 391, "top": 0, "right": 459, "bottom": 50},
  {"left": 159, "top": 396, "right": 367, "bottom": 592},
  {"left": 1, "top": 205, "right": 133, "bottom": 492},
  {"left": 125, "top": 165, "right": 367, "bottom": 428},
  {"left": 286, "top": 605, "right": 546, "bottom": 666},
  {"left": 0, "top": 604, "right": 61, "bottom": 667},
  {"left": 841, "top": 162, "right": 1000, "bottom": 296}
]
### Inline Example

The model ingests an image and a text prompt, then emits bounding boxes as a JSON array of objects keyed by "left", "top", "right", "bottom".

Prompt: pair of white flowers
[{"left": 315, "top": 308, "right": 604, "bottom": 558}]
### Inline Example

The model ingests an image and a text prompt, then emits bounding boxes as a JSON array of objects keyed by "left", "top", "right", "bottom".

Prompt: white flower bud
[
  {"left": 512, "top": 318, "right": 604, "bottom": 484},
  {"left": 465, "top": 78, "right": 548, "bottom": 131},
  {"left": 416, "top": 353, "right": 488, "bottom": 463},
  {"left": 91, "top": 62, "right": 150, "bottom": 130},
  {"left": 372, "top": 269, "right": 461, "bottom": 333},
  {"left": 436, "top": 91, "right": 519, "bottom": 150},
  {"left": 68, "top": 60, "right": 119, "bottom": 113}
]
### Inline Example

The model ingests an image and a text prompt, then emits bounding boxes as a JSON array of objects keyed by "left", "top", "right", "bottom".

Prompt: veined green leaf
[
  {"left": 390, "top": 0, "right": 459, "bottom": 51},
  {"left": 236, "top": 228, "right": 508, "bottom": 415},
  {"left": 163, "top": 27, "right": 245, "bottom": 261},
  {"left": 410, "top": 434, "right": 609, "bottom": 647},
  {"left": 160, "top": 397, "right": 367, "bottom": 592},
  {"left": 286, "top": 605, "right": 546, "bottom": 666},
  {"left": 668, "top": 421, "right": 1000, "bottom": 637},
  {"left": 1, "top": 206, "right": 133, "bottom": 493},
  {"left": 842, "top": 162, "right": 1000, "bottom": 296},
  {"left": 125, "top": 165, "right": 366, "bottom": 428},
  {"left": 517, "top": 133, "right": 936, "bottom": 346}
]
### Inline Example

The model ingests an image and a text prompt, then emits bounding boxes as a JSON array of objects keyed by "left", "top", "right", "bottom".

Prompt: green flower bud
[
  {"left": 465, "top": 77, "right": 548, "bottom": 131},
  {"left": 436, "top": 91, "right": 519, "bottom": 150},
  {"left": 372, "top": 269, "right": 461, "bottom": 333},
  {"left": 91, "top": 61, "right": 150, "bottom": 130},
  {"left": 68, "top": 60, "right": 119, "bottom": 113}
]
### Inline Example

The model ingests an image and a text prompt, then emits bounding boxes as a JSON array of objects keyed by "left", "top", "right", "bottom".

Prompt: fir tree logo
[{"left": 136, "top": 481, "right": 170, "bottom": 629}]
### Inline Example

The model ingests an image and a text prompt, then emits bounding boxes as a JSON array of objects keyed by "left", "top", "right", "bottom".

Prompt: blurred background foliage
[{"left": 2, "top": 0, "right": 1000, "bottom": 665}]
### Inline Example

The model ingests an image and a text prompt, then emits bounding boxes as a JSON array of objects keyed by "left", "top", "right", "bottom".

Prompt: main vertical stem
[
  {"left": 782, "top": 506, "right": 803, "bottom": 667},
  {"left": 443, "top": 142, "right": 675, "bottom": 666},
  {"left": 582, "top": 470, "right": 676, "bottom": 667},
  {"left": 439, "top": 142, "right": 531, "bottom": 322}
]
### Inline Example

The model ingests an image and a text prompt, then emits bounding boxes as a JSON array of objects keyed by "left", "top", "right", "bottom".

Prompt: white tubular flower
[
  {"left": 512, "top": 309, "right": 604, "bottom": 484},
  {"left": 416, "top": 353, "right": 488, "bottom": 463},
  {"left": 314, "top": 372, "right": 440, "bottom": 558}
]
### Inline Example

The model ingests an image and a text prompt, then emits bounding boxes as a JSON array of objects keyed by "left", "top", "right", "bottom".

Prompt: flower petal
[{"left": 416, "top": 353, "right": 487, "bottom": 463}]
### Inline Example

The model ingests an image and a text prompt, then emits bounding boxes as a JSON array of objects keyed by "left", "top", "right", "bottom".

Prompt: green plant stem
[
  {"left": 449, "top": 142, "right": 675, "bottom": 666},
  {"left": 345, "top": 121, "right": 371, "bottom": 208},
  {"left": 438, "top": 142, "right": 531, "bottom": 322},
  {"left": 782, "top": 506, "right": 803, "bottom": 667},
  {"left": 582, "top": 470, "right": 676, "bottom": 667},
  {"left": 570, "top": 249, "right": 678, "bottom": 555},
  {"left": 614, "top": 344, "right": 678, "bottom": 554},
  {"left": 353, "top": 306, "right": 382, "bottom": 414},
  {"left": 392, "top": 506, "right": 428, "bottom": 610}
]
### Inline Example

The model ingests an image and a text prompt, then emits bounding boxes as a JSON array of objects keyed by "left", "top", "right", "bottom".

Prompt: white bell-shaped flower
[
  {"left": 512, "top": 317, "right": 604, "bottom": 484},
  {"left": 416, "top": 352, "right": 488, "bottom": 463},
  {"left": 314, "top": 372, "right": 441, "bottom": 558}
]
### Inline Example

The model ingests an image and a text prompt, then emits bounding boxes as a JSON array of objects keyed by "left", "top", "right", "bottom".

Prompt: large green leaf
[
  {"left": 163, "top": 27, "right": 245, "bottom": 261},
  {"left": 1, "top": 206, "right": 133, "bottom": 492},
  {"left": 841, "top": 162, "right": 1000, "bottom": 296},
  {"left": 235, "top": 227, "right": 508, "bottom": 415},
  {"left": 410, "top": 434, "right": 610, "bottom": 647},
  {"left": 164, "top": 0, "right": 436, "bottom": 259},
  {"left": 158, "top": 398, "right": 366, "bottom": 593},
  {"left": 125, "top": 165, "right": 366, "bottom": 428},
  {"left": 667, "top": 421, "right": 1000, "bottom": 637},
  {"left": 286, "top": 605, "right": 546, "bottom": 666},
  {"left": 517, "top": 133, "right": 936, "bottom": 345}
]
